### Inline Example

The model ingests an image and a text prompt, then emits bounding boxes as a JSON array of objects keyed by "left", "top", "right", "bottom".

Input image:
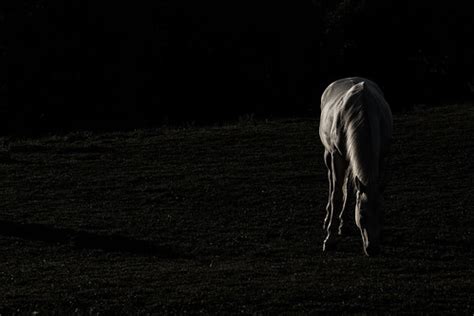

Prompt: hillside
[{"left": 1, "top": 104, "right": 473, "bottom": 313}]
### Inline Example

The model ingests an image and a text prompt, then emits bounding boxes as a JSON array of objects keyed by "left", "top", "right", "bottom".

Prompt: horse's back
[{"left": 319, "top": 77, "right": 392, "bottom": 156}]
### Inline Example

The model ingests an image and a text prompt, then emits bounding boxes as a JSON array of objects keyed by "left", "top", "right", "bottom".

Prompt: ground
[{"left": 1, "top": 105, "right": 473, "bottom": 314}]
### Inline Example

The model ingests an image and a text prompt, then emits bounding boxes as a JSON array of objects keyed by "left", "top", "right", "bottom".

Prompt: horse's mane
[{"left": 343, "top": 82, "right": 378, "bottom": 187}]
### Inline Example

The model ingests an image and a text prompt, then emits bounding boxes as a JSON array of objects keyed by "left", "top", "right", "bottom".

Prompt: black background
[{"left": 2, "top": 0, "right": 474, "bottom": 133}]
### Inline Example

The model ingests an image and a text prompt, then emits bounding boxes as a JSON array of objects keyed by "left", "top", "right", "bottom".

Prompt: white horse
[{"left": 319, "top": 77, "right": 393, "bottom": 256}]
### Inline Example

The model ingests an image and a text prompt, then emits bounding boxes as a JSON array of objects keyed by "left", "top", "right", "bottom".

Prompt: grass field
[{"left": 1, "top": 104, "right": 473, "bottom": 313}]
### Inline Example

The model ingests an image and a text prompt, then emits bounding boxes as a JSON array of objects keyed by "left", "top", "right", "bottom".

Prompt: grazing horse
[{"left": 319, "top": 77, "right": 393, "bottom": 256}]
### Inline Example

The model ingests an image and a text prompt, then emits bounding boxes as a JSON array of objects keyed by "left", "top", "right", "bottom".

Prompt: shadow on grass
[{"left": 0, "top": 220, "right": 191, "bottom": 258}]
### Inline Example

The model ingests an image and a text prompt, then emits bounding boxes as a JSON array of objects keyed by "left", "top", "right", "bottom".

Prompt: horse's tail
[
  {"left": 342, "top": 81, "right": 366, "bottom": 125},
  {"left": 343, "top": 81, "right": 366, "bottom": 105},
  {"left": 344, "top": 81, "right": 372, "bottom": 185}
]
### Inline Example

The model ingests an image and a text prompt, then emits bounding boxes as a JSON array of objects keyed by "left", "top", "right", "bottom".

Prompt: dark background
[
  {"left": 1, "top": 2, "right": 474, "bottom": 312},
  {"left": 2, "top": 0, "right": 474, "bottom": 134}
]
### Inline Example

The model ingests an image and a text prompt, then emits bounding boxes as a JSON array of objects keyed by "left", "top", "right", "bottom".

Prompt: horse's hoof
[
  {"left": 338, "top": 226, "right": 349, "bottom": 236},
  {"left": 338, "top": 226, "right": 357, "bottom": 236},
  {"left": 322, "top": 219, "right": 328, "bottom": 228},
  {"left": 322, "top": 241, "right": 336, "bottom": 252},
  {"left": 364, "top": 245, "right": 381, "bottom": 257}
]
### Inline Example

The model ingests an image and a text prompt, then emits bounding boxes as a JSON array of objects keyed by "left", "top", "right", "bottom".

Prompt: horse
[{"left": 319, "top": 77, "right": 393, "bottom": 256}]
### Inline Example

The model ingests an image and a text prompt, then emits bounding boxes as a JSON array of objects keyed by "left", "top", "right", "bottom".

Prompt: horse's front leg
[{"left": 323, "top": 152, "right": 347, "bottom": 252}]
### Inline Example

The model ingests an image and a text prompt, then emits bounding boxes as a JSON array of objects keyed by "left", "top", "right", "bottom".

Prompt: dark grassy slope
[{"left": 1, "top": 105, "right": 473, "bottom": 313}]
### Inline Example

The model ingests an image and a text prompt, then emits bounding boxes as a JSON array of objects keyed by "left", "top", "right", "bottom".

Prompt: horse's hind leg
[
  {"left": 338, "top": 171, "right": 351, "bottom": 235},
  {"left": 323, "top": 150, "right": 332, "bottom": 230},
  {"left": 323, "top": 152, "right": 348, "bottom": 252}
]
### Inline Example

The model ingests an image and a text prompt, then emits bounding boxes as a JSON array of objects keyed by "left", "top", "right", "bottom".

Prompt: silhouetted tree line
[{"left": 2, "top": 0, "right": 473, "bottom": 134}]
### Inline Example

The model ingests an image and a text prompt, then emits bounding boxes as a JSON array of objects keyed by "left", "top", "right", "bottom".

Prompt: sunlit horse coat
[{"left": 319, "top": 77, "right": 393, "bottom": 256}]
